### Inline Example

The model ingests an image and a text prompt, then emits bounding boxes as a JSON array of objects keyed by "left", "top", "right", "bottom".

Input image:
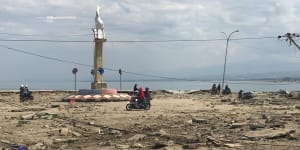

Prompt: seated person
[
  {"left": 211, "top": 84, "right": 217, "bottom": 95},
  {"left": 222, "top": 84, "right": 231, "bottom": 95},
  {"left": 144, "top": 87, "right": 152, "bottom": 100},
  {"left": 136, "top": 87, "right": 145, "bottom": 106}
]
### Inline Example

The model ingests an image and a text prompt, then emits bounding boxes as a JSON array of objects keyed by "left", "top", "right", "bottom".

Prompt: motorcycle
[{"left": 126, "top": 97, "right": 151, "bottom": 111}]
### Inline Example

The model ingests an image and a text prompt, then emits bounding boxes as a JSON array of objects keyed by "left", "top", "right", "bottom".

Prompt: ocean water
[{"left": 2, "top": 80, "right": 300, "bottom": 92}]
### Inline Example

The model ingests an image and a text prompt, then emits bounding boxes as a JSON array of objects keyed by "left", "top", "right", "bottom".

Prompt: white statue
[{"left": 94, "top": 5, "right": 105, "bottom": 39}]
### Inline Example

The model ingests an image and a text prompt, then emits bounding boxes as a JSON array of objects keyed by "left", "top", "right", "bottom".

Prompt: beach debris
[
  {"left": 131, "top": 143, "right": 145, "bottom": 148},
  {"left": 276, "top": 89, "right": 289, "bottom": 97},
  {"left": 53, "top": 138, "right": 78, "bottom": 143},
  {"left": 187, "top": 90, "right": 207, "bottom": 95},
  {"left": 206, "top": 136, "right": 242, "bottom": 148},
  {"left": 0, "top": 139, "right": 10, "bottom": 144},
  {"left": 269, "top": 121, "right": 285, "bottom": 128},
  {"left": 182, "top": 143, "right": 205, "bottom": 149},
  {"left": 185, "top": 120, "right": 193, "bottom": 125},
  {"left": 28, "top": 142, "right": 46, "bottom": 150},
  {"left": 115, "top": 144, "right": 130, "bottom": 149},
  {"left": 21, "top": 113, "right": 36, "bottom": 120},
  {"left": 248, "top": 122, "right": 265, "bottom": 130},
  {"left": 89, "top": 121, "right": 95, "bottom": 125},
  {"left": 59, "top": 128, "right": 71, "bottom": 136},
  {"left": 221, "top": 98, "right": 231, "bottom": 102},
  {"left": 192, "top": 117, "right": 208, "bottom": 124},
  {"left": 229, "top": 122, "right": 247, "bottom": 129},
  {"left": 42, "top": 139, "right": 53, "bottom": 147},
  {"left": 238, "top": 90, "right": 253, "bottom": 100},
  {"left": 127, "top": 134, "right": 146, "bottom": 141},
  {"left": 72, "top": 131, "right": 82, "bottom": 137},
  {"left": 58, "top": 105, "right": 65, "bottom": 111},
  {"left": 288, "top": 91, "right": 300, "bottom": 99},
  {"left": 108, "top": 128, "right": 121, "bottom": 134},
  {"left": 244, "top": 128, "right": 296, "bottom": 140},
  {"left": 98, "top": 141, "right": 112, "bottom": 146},
  {"left": 151, "top": 142, "right": 167, "bottom": 149},
  {"left": 11, "top": 107, "right": 46, "bottom": 112},
  {"left": 224, "top": 143, "right": 242, "bottom": 148},
  {"left": 206, "top": 136, "right": 222, "bottom": 147},
  {"left": 152, "top": 129, "right": 168, "bottom": 136},
  {"left": 16, "top": 120, "right": 30, "bottom": 127},
  {"left": 10, "top": 144, "right": 27, "bottom": 150}
]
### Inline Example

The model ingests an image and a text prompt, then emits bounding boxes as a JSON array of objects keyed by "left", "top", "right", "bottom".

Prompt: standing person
[
  {"left": 211, "top": 84, "right": 217, "bottom": 95},
  {"left": 20, "top": 84, "right": 25, "bottom": 98},
  {"left": 133, "top": 84, "right": 138, "bottom": 92},
  {"left": 132, "top": 83, "right": 138, "bottom": 96},
  {"left": 217, "top": 83, "right": 221, "bottom": 94}
]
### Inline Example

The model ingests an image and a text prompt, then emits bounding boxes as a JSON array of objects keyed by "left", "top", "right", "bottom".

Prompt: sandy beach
[{"left": 0, "top": 90, "right": 300, "bottom": 150}]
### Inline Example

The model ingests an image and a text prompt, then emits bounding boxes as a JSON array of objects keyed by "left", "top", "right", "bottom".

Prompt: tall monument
[{"left": 91, "top": 5, "right": 107, "bottom": 89}]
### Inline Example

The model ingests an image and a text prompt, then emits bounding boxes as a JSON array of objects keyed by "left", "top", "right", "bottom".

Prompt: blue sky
[{"left": 1, "top": 0, "right": 300, "bottom": 89}]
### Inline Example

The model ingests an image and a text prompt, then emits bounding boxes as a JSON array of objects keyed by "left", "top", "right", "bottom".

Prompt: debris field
[{"left": 0, "top": 90, "right": 300, "bottom": 149}]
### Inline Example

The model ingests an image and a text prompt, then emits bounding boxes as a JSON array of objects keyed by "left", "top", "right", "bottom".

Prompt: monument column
[
  {"left": 91, "top": 5, "right": 107, "bottom": 89},
  {"left": 92, "top": 38, "right": 107, "bottom": 89}
]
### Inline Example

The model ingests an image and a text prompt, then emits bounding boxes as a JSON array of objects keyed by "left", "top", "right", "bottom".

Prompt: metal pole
[
  {"left": 75, "top": 74, "right": 77, "bottom": 92},
  {"left": 221, "top": 30, "right": 238, "bottom": 95},
  {"left": 119, "top": 69, "right": 122, "bottom": 91},
  {"left": 120, "top": 74, "right": 122, "bottom": 90},
  {"left": 72, "top": 68, "right": 78, "bottom": 94}
]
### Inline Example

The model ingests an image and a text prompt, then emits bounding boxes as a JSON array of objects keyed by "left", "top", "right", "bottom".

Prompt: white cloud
[{"left": 37, "top": 16, "right": 77, "bottom": 23}]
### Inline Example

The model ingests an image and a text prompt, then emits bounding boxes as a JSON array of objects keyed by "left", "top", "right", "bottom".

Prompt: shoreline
[{"left": 1, "top": 89, "right": 299, "bottom": 94}]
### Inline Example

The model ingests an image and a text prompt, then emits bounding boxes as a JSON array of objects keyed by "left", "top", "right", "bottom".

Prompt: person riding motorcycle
[{"left": 136, "top": 87, "right": 145, "bottom": 106}]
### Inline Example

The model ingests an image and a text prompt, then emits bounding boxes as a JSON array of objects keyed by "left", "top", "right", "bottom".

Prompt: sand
[{"left": 0, "top": 90, "right": 300, "bottom": 150}]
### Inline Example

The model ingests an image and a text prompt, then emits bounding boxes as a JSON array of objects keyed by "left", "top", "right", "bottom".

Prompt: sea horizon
[{"left": 1, "top": 79, "right": 300, "bottom": 92}]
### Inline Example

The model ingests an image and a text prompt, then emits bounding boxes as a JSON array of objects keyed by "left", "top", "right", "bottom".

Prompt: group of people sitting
[
  {"left": 19, "top": 84, "right": 33, "bottom": 100},
  {"left": 211, "top": 83, "right": 231, "bottom": 95}
]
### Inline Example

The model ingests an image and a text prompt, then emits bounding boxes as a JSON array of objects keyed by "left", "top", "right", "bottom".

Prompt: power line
[
  {"left": 0, "top": 44, "right": 296, "bottom": 86},
  {"left": 0, "top": 36, "right": 277, "bottom": 43},
  {"left": 0, "top": 44, "right": 196, "bottom": 81},
  {"left": 0, "top": 39, "right": 92, "bottom": 43},
  {"left": 0, "top": 32, "right": 92, "bottom": 37},
  {"left": 0, "top": 44, "right": 92, "bottom": 67}
]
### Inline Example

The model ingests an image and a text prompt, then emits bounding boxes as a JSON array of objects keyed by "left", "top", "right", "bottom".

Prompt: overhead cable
[{"left": 0, "top": 36, "right": 277, "bottom": 43}]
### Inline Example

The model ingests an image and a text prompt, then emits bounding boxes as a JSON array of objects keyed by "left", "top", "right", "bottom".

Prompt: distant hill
[{"left": 229, "top": 70, "right": 300, "bottom": 81}]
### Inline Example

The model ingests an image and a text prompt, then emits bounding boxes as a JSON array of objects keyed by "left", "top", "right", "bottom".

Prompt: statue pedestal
[{"left": 91, "top": 82, "right": 107, "bottom": 89}]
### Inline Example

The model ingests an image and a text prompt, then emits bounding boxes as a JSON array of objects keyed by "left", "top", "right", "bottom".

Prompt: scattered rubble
[
  {"left": 245, "top": 128, "right": 296, "bottom": 140},
  {"left": 0, "top": 90, "right": 299, "bottom": 149}
]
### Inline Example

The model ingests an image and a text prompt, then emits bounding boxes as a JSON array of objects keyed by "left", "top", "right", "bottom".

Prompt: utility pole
[{"left": 278, "top": 33, "right": 300, "bottom": 50}]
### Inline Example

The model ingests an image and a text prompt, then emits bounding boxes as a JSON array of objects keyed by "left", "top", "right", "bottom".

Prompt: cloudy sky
[{"left": 1, "top": 0, "right": 300, "bottom": 89}]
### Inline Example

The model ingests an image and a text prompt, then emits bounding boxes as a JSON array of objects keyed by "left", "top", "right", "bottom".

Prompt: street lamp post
[
  {"left": 72, "top": 68, "right": 78, "bottom": 94},
  {"left": 119, "top": 69, "right": 122, "bottom": 91},
  {"left": 221, "top": 30, "right": 239, "bottom": 95}
]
